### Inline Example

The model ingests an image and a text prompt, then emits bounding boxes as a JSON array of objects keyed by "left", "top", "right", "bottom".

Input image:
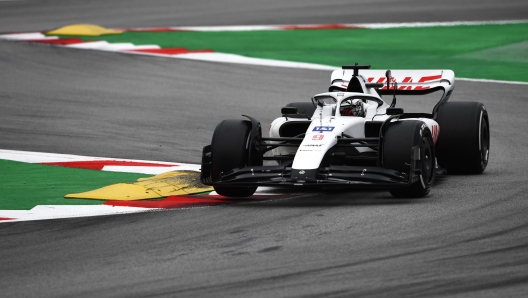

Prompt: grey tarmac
[{"left": 1, "top": 0, "right": 528, "bottom": 297}]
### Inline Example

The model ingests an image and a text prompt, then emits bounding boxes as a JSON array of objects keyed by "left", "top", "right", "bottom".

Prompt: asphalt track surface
[{"left": 1, "top": 1, "right": 528, "bottom": 297}]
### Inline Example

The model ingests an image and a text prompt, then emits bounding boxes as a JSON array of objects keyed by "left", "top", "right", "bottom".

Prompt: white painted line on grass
[
  {"left": 458, "top": 77, "right": 528, "bottom": 86},
  {"left": 0, "top": 32, "right": 46, "bottom": 40},
  {"left": 102, "top": 165, "right": 200, "bottom": 174},
  {"left": 172, "top": 52, "right": 336, "bottom": 70}
]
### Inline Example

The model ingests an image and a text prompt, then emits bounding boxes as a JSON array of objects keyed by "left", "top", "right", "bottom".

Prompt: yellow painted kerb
[
  {"left": 47, "top": 24, "right": 123, "bottom": 36},
  {"left": 65, "top": 171, "right": 213, "bottom": 201}
]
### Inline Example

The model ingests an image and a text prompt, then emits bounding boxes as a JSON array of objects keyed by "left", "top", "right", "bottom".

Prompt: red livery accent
[
  {"left": 402, "top": 77, "right": 413, "bottom": 83},
  {"left": 380, "top": 85, "right": 431, "bottom": 90},
  {"left": 105, "top": 195, "right": 236, "bottom": 208},
  {"left": 414, "top": 86, "right": 431, "bottom": 90},
  {"left": 41, "top": 160, "right": 176, "bottom": 170},
  {"left": 23, "top": 38, "right": 84, "bottom": 45},
  {"left": 127, "top": 48, "right": 214, "bottom": 55},
  {"left": 418, "top": 74, "right": 442, "bottom": 82}
]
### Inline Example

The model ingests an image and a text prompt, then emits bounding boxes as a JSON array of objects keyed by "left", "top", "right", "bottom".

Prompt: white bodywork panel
[{"left": 270, "top": 68, "right": 453, "bottom": 171}]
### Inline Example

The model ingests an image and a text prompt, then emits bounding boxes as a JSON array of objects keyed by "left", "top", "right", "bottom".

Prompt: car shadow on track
[
  {"left": 226, "top": 189, "right": 426, "bottom": 208},
  {"left": 226, "top": 174, "right": 450, "bottom": 208}
]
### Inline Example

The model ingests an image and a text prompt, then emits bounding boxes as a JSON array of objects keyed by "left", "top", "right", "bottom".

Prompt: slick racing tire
[
  {"left": 383, "top": 120, "right": 436, "bottom": 198},
  {"left": 285, "top": 102, "right": 317, "bottom": 118},
  {"left": 211, "top": 119, "right": 258, "bottom": 197},
  {"left": 435, "top": 102, "right": 489, "bottom": 174}
]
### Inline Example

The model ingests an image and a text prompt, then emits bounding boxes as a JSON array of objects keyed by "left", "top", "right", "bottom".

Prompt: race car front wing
[{"left": 200, "top": 146, "right": 420, "bottom": 189}]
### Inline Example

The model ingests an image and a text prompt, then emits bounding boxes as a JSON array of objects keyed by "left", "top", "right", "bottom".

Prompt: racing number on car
[{"left": 312, "top": 135, "right": 324, "bottom": 140}]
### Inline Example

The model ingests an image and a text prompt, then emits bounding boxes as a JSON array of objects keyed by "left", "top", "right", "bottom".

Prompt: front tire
[
  {"left": 436, "top": 102, "right": 489, "bottom": 174},
  {"left": 211, "top": 119, "right": 259, "bottom": 197},
  {"left": 383, "top": 120, "right": 436, "bottom": 198}
]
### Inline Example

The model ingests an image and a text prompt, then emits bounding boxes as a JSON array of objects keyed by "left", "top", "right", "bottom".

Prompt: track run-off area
[{"left": 1, "top": 0, "right": 528, "bottom": 296}]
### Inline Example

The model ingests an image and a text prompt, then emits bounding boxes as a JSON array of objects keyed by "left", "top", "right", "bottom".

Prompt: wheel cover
[{"left": 422, "top": 137, "right": 434, "bottom": 184}]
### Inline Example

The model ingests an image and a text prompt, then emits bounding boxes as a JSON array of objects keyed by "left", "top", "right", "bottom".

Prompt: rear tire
[
  {"left": 436, "top": 102, "right": 489, "bottom": 174},
  {"left": 383, "top": 121, "right": 436, "bottom": 198},
  {"left": 211, "top": 119, "right": 258, "bottom": 197}
]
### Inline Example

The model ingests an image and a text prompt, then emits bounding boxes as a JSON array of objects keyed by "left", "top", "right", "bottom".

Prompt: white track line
[
  {"left": 0, "top": 32, "right": 46, "bottom": 39},
  {"left": 148, "top": 20, "right": 528, "bottom": 31},
  {"left": 0, "top": 149, "right": 201, "bottom": 172},
  {"left": 1, "top": 205, "right": 158, "bottom": 223},
  {"left": 354, "top": 20, "right": 528, "bottom": 29},
  {"left": 172, "top": 52, "right": 336, "bottom": 70},
  {"left": 458, "top": 77, "right": 528, "bottom": 85}
]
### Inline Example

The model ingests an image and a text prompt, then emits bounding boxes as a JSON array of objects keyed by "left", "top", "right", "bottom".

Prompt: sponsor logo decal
[
  {"left": 312, "top": 134, "right": 324, "bottom": 140},
  {"left": 313, "top": 126, "right": 335, "bottom": 132},
  {"left": 298, "top": 170, "right": 305, "bottom": 174},
  {"left": 367, "top": 74, "right": 442, "bottom": 84},
  {"left": 303, "top": 144, "right": 323, "bottom": 147}
]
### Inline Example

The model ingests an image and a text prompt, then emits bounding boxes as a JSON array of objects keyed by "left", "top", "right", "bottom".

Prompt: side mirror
[
  {"left": 386, "top": 107, "right": 404, "bottom": 115},
  {"left": 281, "top": 106, "right": 298, "bottom": 115}
]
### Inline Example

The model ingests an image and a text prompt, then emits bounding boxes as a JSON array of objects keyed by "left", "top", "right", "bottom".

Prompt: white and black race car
[{"left": 200, "top": 65, "right": 489, "bottom": 198}]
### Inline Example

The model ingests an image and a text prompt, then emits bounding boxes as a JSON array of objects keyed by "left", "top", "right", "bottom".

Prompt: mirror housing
[
  {"left": 281, "top": 107, "right": 298, "bottom": 115},
  {"left": 386, "top": 107, "right": 404, "bottom": 115}
]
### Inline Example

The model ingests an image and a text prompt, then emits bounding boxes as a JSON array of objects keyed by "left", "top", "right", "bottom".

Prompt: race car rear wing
[{"left": 330, "top": 67, "right": 455, "bottom": 100}]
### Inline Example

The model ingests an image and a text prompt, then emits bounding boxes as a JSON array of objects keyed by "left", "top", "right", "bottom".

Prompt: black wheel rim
[
  {"left": 422, "top": 137, "right": 434, "bottom": 184},
  {"left": 481, "top": 117, "right": 490, "bottom": 165}
]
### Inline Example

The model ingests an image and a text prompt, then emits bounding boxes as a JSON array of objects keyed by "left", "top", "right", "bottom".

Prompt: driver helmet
[{"left": 340, "top": 98, "right": 365, "bottom": 117}]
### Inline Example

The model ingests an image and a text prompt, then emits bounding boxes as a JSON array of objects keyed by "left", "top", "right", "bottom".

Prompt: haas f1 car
[{"left": 200, "top": 65, "right": 490, "bottom": 198}]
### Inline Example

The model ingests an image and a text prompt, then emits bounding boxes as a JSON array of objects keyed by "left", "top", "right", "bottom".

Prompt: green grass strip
[
  {"left": 68, "top": 23, "right": 528, "bottom": 82},
  {"left": 0, "top": 159, "right": 150, "bottom": 210}
]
